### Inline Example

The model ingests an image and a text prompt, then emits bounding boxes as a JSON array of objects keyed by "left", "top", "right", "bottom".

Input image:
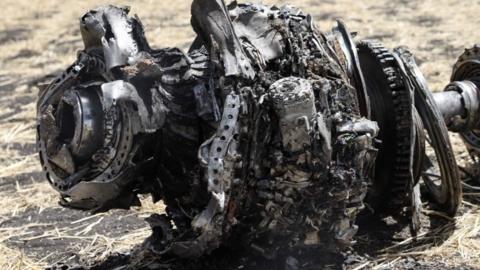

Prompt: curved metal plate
[
  {"left": 333, "top": 20, "right": 370, "bottom": 118},
  {"left": 395, "top": 48, "right": 461, "bottom": 216}
]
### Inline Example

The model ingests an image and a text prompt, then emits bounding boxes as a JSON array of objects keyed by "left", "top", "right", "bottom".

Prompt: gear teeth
[
  {"left": 452, "top": 45, "right": 480, "bottom": 81},
  {"left": 357, "top": 40, "right": 415, "bottom": 211}
]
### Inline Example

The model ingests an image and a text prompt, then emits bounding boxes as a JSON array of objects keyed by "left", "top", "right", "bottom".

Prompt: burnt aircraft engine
[{"left": 36, "top": 0, "right": 478, "bottom": 263}]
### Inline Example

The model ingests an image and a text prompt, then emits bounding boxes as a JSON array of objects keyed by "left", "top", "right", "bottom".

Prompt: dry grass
[
  {"left": 1, "top": 0, "right": 480, "bottom": 269},
  {"left": 375, "top": 203, "right": 480, "bottom": 268},
  {"left": 0, "top": 216, "right": 151, "bottom": 269},
  {"left": 413, "top": 206, "right": 480, "bottom": 263},
  {"left": 0, "top": 245, "right": 45, "bottom": 270}
]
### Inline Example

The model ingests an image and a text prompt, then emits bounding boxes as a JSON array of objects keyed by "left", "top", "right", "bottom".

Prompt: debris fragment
[{"left": 36, "top": 0, "right": 480, "bottom": 268}]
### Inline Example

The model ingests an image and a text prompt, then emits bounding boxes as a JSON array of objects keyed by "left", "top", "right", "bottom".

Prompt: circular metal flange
[
  {"left": 440, "top": 81, "right": 480, "bottom": 132},
  {"left": 357, "top": 40, "right": 417, "bottom": 211},
  {"left": 451, "top": 45, "right": 480, "bottom": 157},
  {"left": 395, "top": 47, "right": 461, "bottom": 216},
  {"left": 37, "top": 81, "right": 139, "bottom": 211},
  {"left": 59, "top": 88, "right": 104, "bottom": 161}
]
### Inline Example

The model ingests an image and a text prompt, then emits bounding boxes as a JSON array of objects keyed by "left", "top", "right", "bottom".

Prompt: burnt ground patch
[
  {"left": 370, "top": 0, "right": 418, "bottom": 17},
  {"left": 1, "top": 206, "right": 150, "bottom": 266},
  {"left": 414, "top": 37, "right": 458, "bottom": 60},
  {"left": 57, "top": 243, "right": 347, "bottom": 270},
  {"left": 365, "top": 32, "right": 397, "bottom": 41},
  {"left": 6, "top": 49, "right": 41, "bottom": 61},
  {"left": 25, "top": 69, "right": 64, "bottom": 91},
  {"left": 355, "top": 208, "right": 455, "bottom": 252},
  {"left": 3, "top": 142, "right": 37, "bottom": 155},
  {"left": 0, "top": 74, "right": 41, "bottom": 106},
  {"left": 312, "top": 12, "right": 340, "bottom": 21},
  {"left": 0, "top": 107, "right": 23, "bottom": 122},
  {"left": 0, "top": 74, "right": 20, "bottom": 93},
  {"left": 48, "top": 38, "right": 83, "bottom": 55},
  {"left": 410, "top": 15, "right": 443, "bottom": 28},
  {"left": 0, "top": 94, "right": 36, "bottom": 121},
  {"left": 0, "top": 27, "right": 30, "bottom": 45},
  {"left": 42, "top": 204, "right": 469, "bottom": 270},
  {"left": 0, "top": 171, "right": 45, "bottom": 193}
]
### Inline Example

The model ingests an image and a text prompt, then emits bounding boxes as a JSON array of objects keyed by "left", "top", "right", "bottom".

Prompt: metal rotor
[
  {"left": 357, "top": 40, "right": 419, "bottom": 211},
  {"left": 37, "top": 80, "right": 142, "bottom": 211}
]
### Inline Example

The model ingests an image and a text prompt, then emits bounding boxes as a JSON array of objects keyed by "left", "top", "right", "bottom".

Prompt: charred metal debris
[{"left": 36, "top": 0, "right": 480, "bottom": 265}]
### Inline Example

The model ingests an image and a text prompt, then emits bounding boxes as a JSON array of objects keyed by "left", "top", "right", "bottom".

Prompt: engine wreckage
[{"left": 36, "top": 0, "right": 480, "bottom": 267}]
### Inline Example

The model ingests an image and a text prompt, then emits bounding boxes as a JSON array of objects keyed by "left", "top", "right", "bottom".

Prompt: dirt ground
[{"left": 1, "top": 0, "right": 480, "bottom": 269}]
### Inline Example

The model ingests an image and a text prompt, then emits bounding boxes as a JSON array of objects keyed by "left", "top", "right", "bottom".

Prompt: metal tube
[
  {"left": 433, "top": 90, "right": 465, "bottom": 128},
  {"left": 433, "top": 81, "right": 480, "bottom": 132}
]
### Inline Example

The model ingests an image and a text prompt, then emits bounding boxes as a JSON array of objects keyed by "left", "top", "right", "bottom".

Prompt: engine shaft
[{"left": 434, "top": 80, "right": 480, "bottom": 133}]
